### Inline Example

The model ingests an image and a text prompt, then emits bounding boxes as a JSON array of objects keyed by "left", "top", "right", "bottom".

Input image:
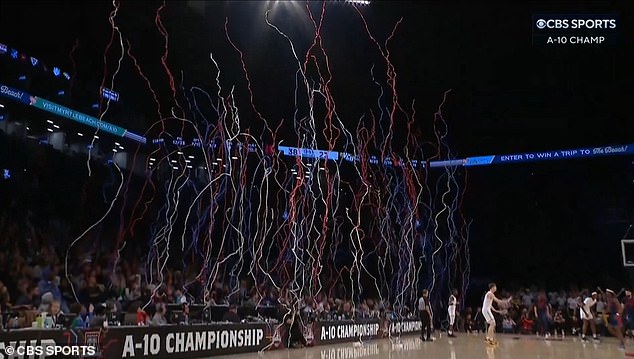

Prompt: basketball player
[
  {"left": 448, "top": 289, "right": 458, "bottom": 337},
  {"left": 605, "top": 289, "right": 625, "bottom": 349},
  {"left": 580, "top": 291, "right": 598, "bottom": 342},
  {"left": 483, "top": 283, "right": 511, "bottom": 345},
  {"left": 418, "top": 289, "right": 433, "bottom": 341}
]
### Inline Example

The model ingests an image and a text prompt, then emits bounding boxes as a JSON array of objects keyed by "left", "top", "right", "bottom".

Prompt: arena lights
[
  {"left": 346, "top": 0, "right": 371, "bottom": 5},
  {"left": 53, "top": 67, "right": 61, "bottom": 77},
  {"left": 77, "top": 132, "right": 83, "bottom": 137},
  {"left": 30, "top": 57, "right": 38, "bottom": 66},
  {"left": 0, "top": 43, "right": 6, "bottom": 53}
]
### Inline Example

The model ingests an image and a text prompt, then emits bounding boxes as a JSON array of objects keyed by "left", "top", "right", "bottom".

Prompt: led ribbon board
[
  {"left": 31, "top": 97, "right": 127, "bottom": 137},
  {"left": 0, "top": 83, "right": 146, "bottom": 144},
  {"left": 465, "top": 144, "right": 634, "bottom": 167},
  {"left": 278, "top": 145, "right": 339, "bottom": 160}
]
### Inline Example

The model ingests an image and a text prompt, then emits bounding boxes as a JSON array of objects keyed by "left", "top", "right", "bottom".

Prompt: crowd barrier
[{"left": 0, "top": 318, "right": 422, "bottom": 358}]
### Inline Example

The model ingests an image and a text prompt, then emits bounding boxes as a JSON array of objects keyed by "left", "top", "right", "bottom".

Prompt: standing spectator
[
  {"left": 567, "top": 293, "right": 579, "bottom": 319},
  {"left": 522, "top": 289, "right": 533, "bottom": 309},
  {"left": 534, "top": 291, "right": 552, "bottom": 338}
]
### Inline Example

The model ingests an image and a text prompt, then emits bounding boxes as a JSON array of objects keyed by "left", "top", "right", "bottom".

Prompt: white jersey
[
  {"left": 580, "top": 297, "right": 596, "bottom": 319},
  {"left": 449, "top": 295, "right": 457, "bottom": 307},
  {"left": 483, "top": 291, "right": 494, "bottom": 313}
]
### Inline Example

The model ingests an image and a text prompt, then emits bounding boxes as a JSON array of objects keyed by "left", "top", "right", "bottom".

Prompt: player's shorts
[
  {"left": 580, "top": 310, "right": 593, "bottom": 320},
  {"left": 483, "top": 309, "right": 495, "bottom": 324},
  {"left": 609, "top": 315, "right": 623, "bottom": 327},
  {"left": 448, "top": 305, "right": 456, "bottom": 323}
]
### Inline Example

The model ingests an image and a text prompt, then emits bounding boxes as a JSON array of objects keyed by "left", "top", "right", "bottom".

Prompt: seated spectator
[
  {"left": 14, "top": 280, "right": 34, "bottom": 307},
  {"left": 69, "top": 302, "right": 87, "bottom": 329},
  {"left": 553, "top": 309, "right": 566, "bottom": 338},
  {"left": 136, "top": 305, "right": 149, "bottom": 326},
  {"left": 125, "top": 276, "right": 142, "bottom": 302},
  {"left": 38, "top": 268, "right": 61, "bottom": 303},
  {"left": 151, "top": 303, "right": 167, "bottom": 326},
  {"left": 174, "top": 289, "right": 186, "bottom": 304},
  {"left": 222, "top": 305, "right": 241, "bottom": 323},
  {"left": 502, "top": 315, "right": 516, "bottom": 334},
  {"left": 474, "top": 307, "right": 486, "bottom": 333},
  {"left": 49, "top": 300, "right": 64, "bottom": 327},
  {"left": 520, "top": 309, "right": 534, "bottom": 334},
  {"left": 79, "top": 274, "right": 105, "bottom": 304},
  {"left": 39, "top": 292, "right": 54, "bottom": 313},
  {"left": 465, "top": 313, "right": 474, "bottom": 333}
]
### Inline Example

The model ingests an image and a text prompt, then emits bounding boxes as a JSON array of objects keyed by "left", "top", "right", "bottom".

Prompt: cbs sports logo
[{"left": 535, "top": 17, "right": 616, "bottom": 30}]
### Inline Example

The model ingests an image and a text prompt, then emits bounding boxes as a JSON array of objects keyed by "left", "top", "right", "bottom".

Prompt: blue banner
[
  {"left": 465, "top": 144, "right": 633, "bottom": 167},
  {"left": 278, "top": 145, "right": 339, "bottom": 160},
  {"left": 0, "top": 83, "right": 33, "bottom": 105},
  {"left": 32, "top": 97, "right": 128, "bottom": 137}
]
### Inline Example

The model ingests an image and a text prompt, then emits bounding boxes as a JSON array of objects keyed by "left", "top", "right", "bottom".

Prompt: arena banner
[
  {"left": 99, "top": 323, "right": 273, "bottom": 358},
  {"left": 0, "top": 319, "right": 421, "bottom": 359},
  {"left": 312, "top": 318, "right": 420, "bottom": 345},
  {"left": 30, "top": 97, "right": 128, "bottom": 137},
  {"left": 465, "top": 143, "right": 634, "bottom": 167},
  {"left": 386, "top": 319, "right": 423, "bottom": 336}
]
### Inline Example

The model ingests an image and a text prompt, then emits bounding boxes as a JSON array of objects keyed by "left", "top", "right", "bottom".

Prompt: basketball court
[{"left": 215, "top": 334, "right": 632, "bottom": 359}]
